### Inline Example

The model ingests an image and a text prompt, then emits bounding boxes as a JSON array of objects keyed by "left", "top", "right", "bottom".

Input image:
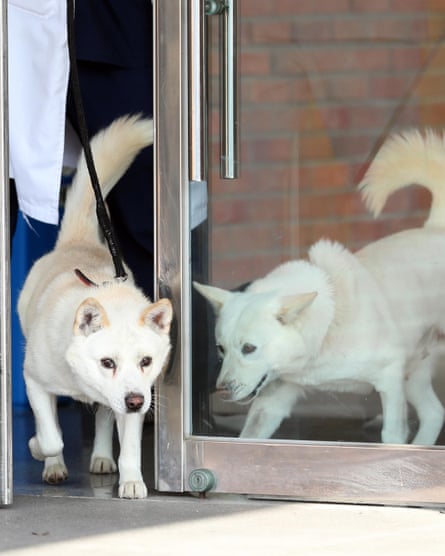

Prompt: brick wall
[{"left": 207, "top": 0, "right": 445, "bottom": 287}]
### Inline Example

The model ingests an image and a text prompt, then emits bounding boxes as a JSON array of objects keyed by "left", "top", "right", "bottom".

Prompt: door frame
[{"left": 0, "top": 0, "right": 12, "bottom": 507}]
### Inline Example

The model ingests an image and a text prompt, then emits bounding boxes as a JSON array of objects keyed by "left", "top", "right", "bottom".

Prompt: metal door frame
[
  {"left": 154, "top": 0, "right": 445, "bottom": 506},
  {"left": 0, "top": 0, "right": 11, "bottom": 507},
  {"left": 154, "top": 0, "right": 188, "bottom": 492}
]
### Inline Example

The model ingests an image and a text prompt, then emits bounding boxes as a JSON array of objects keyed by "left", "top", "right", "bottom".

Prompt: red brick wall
[{"left": 207, "top": 0, "right": 445, "bottom": 287}]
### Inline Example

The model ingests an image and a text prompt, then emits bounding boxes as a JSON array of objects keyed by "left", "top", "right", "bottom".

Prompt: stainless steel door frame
[
  {"left": 154, "top": 0, "right": 189, "bottom": 492},
  {"left": 154, "top": 0, "right": 445, "bottom": 506},
  {"left": 0, "top": 0, "right": 11, "bottom": 507}
]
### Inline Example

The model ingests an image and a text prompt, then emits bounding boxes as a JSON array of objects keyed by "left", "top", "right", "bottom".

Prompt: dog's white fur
[
  {"left": 18, "top": 115, "right": 173, "bottom": 498},
  {"left": 195, "top": 129, "right": 445, "bottom": 444}
]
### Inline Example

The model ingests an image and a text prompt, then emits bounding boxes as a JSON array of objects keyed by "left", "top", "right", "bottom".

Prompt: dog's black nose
[{"left": 125, "top": 393, "right": 145, "bottom": 412}]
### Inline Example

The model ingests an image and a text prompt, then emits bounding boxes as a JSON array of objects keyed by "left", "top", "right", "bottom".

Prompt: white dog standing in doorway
[
  {"left": 18, "top": 115, "right": 173, "bottom": 498},
  {"left": 195, "top": 130, "right": 445, "bottom": 445}
]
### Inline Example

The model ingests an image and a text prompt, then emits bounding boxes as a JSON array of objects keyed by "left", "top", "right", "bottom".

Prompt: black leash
[{"left": 66, "top": 0, "right": 128, "bottom": 281}]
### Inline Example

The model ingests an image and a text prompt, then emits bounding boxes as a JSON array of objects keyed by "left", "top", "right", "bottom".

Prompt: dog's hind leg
[
  {"left": 115, "top": 411, "right": 147, "bottom": 499},
  {"left": 240, "top": 381, "right": 302, "bottom": 439},
  {"left": 406, "top": 357, "right": 444, "bottom": 445},
  {"left": 25, "top": 376, "right": 67, "bottom": 483},
  {"left": 90, "top": 404, "right": 117, "bottom": 474}
]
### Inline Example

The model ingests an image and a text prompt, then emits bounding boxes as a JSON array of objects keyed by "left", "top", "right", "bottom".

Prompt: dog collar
[
  {"left": 74, "top": 268, "right": 128, "bottom": 287},
  {"left": 74, "top": 268, "right": 99, "bottom": 287}
]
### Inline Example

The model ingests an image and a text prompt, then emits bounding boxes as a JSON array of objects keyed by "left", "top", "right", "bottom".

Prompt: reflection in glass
[{"left": 192, "top": 3, "right": 445, "bottom": 445}]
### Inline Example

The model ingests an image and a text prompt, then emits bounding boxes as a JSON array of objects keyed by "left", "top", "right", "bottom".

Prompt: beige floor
[{"left": 2, "top": 494, "right": 445, "bottom": 556}]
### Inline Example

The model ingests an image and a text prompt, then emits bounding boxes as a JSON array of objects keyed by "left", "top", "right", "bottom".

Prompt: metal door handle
[
  {"left": 219, "top": 0, "right": 239, "bottom": 179},
  {"left": 189, "top": 1, "right": 239, "bottom": 182},
  {"left": 189, "top": 0, "right": 207, "bottom": 182}
]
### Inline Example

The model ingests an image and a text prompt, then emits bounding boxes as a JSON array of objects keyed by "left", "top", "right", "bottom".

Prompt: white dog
[
  {"left": 18, "top": 115, "right": 173, "bottom": 498},
  {"left": 195, "top": 129, "right": 445, "bottom": 445}
]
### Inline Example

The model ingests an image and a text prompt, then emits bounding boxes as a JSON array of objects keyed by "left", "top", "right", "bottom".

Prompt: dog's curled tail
[
  {"left": 56, "top": 114, "right": 154, "bottom": 246},
  {"left": 358, "top": 129, "right": 445, "bottom": 228}
]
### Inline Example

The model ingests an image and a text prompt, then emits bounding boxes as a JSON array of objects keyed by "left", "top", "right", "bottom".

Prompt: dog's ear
[
  {"left": 73, "top": 297, "right": 110, "bottom": 336},
  {"left": 277, "top": 291, "right": 317, "bottom": 325},
  {"left": 193, "top": 282, "right": 232, "bottom": 314},
  {"left": 141, "top": 298, "right": 173, "bottom": 334}
]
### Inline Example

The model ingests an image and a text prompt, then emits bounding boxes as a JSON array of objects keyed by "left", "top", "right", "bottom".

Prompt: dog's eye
[
  {"left": 241, "top": 343, "right": 256, "bottom": 355},
  {"left": 140, "top": 356, "right": 152, "bottom": 368},
  {"left": 101, "top": 358, "right": 116, "bottom": 370},
  {"left": 216, "top": 344, "right": 225, "bottom": 357}
]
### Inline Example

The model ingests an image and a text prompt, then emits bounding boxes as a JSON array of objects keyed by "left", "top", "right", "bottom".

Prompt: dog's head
[
  {"left": 65, "top": 291, "right": 173, "bottom": 415},
  {"left": 194, "top": 282, "right": 317, "bottom": 403}
]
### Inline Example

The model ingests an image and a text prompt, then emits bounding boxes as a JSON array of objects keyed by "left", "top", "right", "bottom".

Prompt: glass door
[{"left": 155, "top": 0, "right": 445, "bottom": 504}]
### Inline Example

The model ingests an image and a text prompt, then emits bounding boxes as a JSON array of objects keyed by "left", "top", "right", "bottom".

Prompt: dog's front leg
[
  {"left": 25, "top": 376, "right": 67, "bottom": 483},
  {"left": 375, "top": 365, "right": 409, "bottom": 444},
  {"left": 115, "top": 411, "right": 147, "bottom": 499},
  {"left": 240, "top": 381, "right": 302, "bottom": 439},
  {"left": 405, "top": 356, "right": 444, "bottom": 445},
  {"left": 90, "top": 405, "right": 117, "bottom": 474}
]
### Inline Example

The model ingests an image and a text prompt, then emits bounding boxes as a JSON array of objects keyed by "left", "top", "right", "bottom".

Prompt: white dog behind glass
[{"left": 195, "top": 130, "right": 445, "bottom": 444}]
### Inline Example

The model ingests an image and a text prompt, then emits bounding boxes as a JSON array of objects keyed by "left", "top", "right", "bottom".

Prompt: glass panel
[{"left": 191, "top": 2, "right": 445, "bottom": 446}]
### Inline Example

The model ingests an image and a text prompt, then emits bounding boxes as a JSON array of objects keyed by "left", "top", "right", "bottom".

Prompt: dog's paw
[
  {"left": 90, "top": 456, "right": 117, "bottom": 475},
  {"left": 118, "top": 480, "right": 148, "bottom": 499},
  {"left": 43, "top": 461, "right": 68, "bottom": 484}
]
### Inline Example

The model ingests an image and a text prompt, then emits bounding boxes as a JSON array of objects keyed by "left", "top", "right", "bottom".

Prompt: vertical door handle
[
  {"left": 189, "top": 1, "right": 239, "bottom": 182},
  {"left": 219, "top": 0, "right": 239, "bottom": 179},
  {"left": 189, "top": 0, "right": 207, "bottom": 182}
]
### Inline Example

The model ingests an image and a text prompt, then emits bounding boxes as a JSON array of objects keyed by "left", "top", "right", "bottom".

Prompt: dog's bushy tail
[
  {"left": 56, "top": 114, "right": 154, "bottom": 246},
  {"left": 358, "top": 129, "right": 445, "bottom": 228}
]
